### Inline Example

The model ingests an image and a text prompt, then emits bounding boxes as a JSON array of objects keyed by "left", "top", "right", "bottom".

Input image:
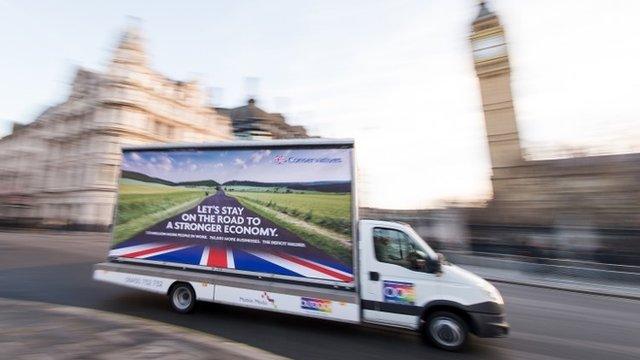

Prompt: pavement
[
  {"left": 461, "top": 264, "right": 640, "bottom": 300},
  {"left": 1, "top": 230, "right": 640, "bottom": 359},
  {"left": 0, "top": 298, "right": 285, "bottom": 360},
  {"left": 444, "top": 251, "right": 640, "bottom": 284}
]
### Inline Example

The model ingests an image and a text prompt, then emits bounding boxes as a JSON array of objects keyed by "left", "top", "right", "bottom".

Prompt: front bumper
[{"left": 469, "top": 312, "right": 509, "bottom": 338}]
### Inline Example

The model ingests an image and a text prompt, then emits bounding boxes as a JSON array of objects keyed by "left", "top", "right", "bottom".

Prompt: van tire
[
  {"left": 169, "top": 283, "right": 196, "bottom": 314},
  {"left": 423, "top": 311, "right": 468, "bottom": 351}
]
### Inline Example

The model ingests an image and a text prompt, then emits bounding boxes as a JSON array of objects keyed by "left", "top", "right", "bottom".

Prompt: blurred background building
[
  {"left": 0, "top": 25, "right": 307, "bottom": 231},
  {"left": 217, "top": 98, "right": 309, "bottom": 140},
  {"left": 470, "top": 2, "right": 640, "bottom": 229},
  {"left": 364, "top": 2, "right": 640, "bottom": 265},
  {"left": 467, "top": 2, "right": 640, "bottom": 262}
]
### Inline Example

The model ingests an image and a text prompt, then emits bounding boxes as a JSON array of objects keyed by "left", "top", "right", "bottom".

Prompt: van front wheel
[
  {"left": 423, "top": 311, "right": 468, "bottom": 351},
  {"left": 169, "top": 283, "right": 195, "bottom": 314}
]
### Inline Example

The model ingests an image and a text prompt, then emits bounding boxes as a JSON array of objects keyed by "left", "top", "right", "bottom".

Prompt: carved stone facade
[{"left": 0, "top": 26, "right": 234, "bottom": 230}]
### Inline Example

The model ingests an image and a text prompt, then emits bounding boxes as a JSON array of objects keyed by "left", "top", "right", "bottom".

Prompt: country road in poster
[{"left": 111, "top": 145, "right": 354, "bottom": 284}]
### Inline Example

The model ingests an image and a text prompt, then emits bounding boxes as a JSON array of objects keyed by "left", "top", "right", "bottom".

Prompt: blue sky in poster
[{"left": 122, "top": 148, "right": 351, "bottom": 184}]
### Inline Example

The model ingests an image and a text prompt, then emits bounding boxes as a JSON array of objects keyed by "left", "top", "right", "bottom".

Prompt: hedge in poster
[{"left": 111, "top": 146, "right": 354, "bottom": 284}]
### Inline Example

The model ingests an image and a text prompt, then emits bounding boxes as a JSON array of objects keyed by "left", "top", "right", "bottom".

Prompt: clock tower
[{"left": 471, "top": 1, "right": 523, "bottom": 187}]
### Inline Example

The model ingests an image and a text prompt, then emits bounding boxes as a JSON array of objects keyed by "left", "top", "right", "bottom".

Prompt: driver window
[{"left": 373, "top": 227, "right": 425, "bottom": 269}]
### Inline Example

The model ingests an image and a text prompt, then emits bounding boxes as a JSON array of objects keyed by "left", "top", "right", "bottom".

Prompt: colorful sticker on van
[
  {"left": 301, "top": 297, "right": 333, "bottom": 313},
  {"left": 383, "top": 280, "right": 416, "bottom": 305}
]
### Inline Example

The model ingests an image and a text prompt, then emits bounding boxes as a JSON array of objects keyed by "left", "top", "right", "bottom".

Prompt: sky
[
  {"left": 122, "top": 148, "right": 352, "bottom": 184},
  {"left": 1, "top": 0, "right": 639, "bottom": 209}
]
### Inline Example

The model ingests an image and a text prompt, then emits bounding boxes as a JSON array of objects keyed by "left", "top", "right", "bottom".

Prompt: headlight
[{"left": 482, "top": 283, "right": 504, "bottom": 304}]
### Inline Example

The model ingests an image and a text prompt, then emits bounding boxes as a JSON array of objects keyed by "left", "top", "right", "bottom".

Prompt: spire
[
  {"left": 474, "top": 1, "right": 497, "bottom": 24},
  {"left": 111, "top": 18, "right": 148, "bottom": 67}
]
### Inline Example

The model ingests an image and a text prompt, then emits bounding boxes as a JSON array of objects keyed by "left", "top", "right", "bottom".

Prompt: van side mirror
[
  {"left": 411, "top": 257, "right": 427, "bottom": 270},
  {"left": 408, "top": 250, "right": 427, "bottom": 270},
  {"left": 426, "top": 254, "right": 443, "bottom": 274}
]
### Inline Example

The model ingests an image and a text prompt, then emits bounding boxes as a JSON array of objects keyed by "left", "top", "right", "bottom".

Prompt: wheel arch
[
  {"left": 167, "top": 280, "right": 194, "bottom": 296},
  {"left": 419, "top": 300, "right": 477, "bottom": 335}
]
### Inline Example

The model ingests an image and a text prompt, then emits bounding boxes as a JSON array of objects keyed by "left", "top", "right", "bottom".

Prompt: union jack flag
[{"left": 109, "top": 242, "right": 353, "bottom": 283}]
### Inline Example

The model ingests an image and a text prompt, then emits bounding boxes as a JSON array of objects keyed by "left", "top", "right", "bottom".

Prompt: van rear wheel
[
  {"left": 169, "top": 283, "right": 195, "bottom": 313},
  {"left": 423, "top": 311, "right": 468, "bottom": 351}
]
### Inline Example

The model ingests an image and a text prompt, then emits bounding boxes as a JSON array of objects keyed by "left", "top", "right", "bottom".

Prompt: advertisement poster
[{"left": 110, "top": 145, "right": 354, "bottom": 284}]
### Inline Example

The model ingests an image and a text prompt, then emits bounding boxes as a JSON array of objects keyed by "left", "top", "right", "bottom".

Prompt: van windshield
[
  {"left": 373, "top": 226, "right": 439, "bottom": 269},
  {"left": 403, "top": 226, "right": 438, "bottom": 259}
]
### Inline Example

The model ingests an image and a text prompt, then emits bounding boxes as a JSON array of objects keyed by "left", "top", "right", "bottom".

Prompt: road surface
[
  {"left": 118, "top": 190, "right": 313, "bottom": 252},
  {"left": 1, "top": 231, "right": 639, "bottom": 359}
]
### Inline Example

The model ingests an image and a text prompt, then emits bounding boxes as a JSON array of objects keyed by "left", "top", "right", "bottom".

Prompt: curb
[
  {"left": 485, "top": 278, "right": 640, "bottom": 301},
  {"left": 0, "top": 297, "right": 288, "bottom": 360}
]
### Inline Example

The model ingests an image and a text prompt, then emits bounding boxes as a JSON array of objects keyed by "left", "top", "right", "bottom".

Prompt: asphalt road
[{"left": 1, "top": 231, "right": 639, "bottom": 360}]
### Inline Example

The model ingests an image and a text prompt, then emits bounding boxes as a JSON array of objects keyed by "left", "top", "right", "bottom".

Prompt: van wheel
[
  {"left": 423, "top": 311, "right": 468, "bottom": 351},
  {"left": 169, "top": 283, "right": 195, "bottom": 313}
]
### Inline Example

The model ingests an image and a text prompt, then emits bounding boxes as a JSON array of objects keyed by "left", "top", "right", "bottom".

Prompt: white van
[{"left": 94, "top": 139, "right": 508, "bottom": 351}]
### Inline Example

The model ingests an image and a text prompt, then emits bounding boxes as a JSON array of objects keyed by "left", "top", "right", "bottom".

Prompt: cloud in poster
[
  {"left": 234, "top": 158, "right": 247, "bottom": 169},
  {"left": 250, "top": 149, "right": 271, "bottom": 163},
  {"left": 130, "top": 152, "right": 142, "bottom": 162}
]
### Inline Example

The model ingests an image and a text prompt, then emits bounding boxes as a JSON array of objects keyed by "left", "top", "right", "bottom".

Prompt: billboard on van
[{"left": 109, "top": 142, "right": 354, "bottom": 285}]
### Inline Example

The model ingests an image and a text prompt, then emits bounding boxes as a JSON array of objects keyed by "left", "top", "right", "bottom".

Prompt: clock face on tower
[{"left": 472, "top": 33, "right": 506, "bottom": 62}]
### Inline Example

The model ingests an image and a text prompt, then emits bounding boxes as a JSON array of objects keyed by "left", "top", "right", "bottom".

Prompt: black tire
[
  {"left": 169, "top": 283, "right": 196, "bottom": 314},
  {"left": 423, "top": 311, "right": 469, "bottom": 351}
]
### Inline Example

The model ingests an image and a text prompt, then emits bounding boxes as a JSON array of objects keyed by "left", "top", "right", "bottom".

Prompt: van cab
[{"left": 359, "top": 220, "right": 509, "bottom": 350}]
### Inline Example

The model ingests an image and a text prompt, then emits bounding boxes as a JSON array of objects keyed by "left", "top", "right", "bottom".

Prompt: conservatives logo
[
  {"left": 273, "top": 155, "right": 288, "bottom": 165},
  {"left": 273, "top": 156, "right": 342, "bottom": 165},
  {"left": 383, "top": 281, "right": 416, "bottom": 305},
  {"left": 301, "top": 297, "right": 332, "bottom": 313}
]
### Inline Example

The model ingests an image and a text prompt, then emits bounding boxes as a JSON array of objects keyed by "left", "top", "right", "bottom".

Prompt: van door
[{"left": 359, "top": 223, "right": 439, "bottom": 329}]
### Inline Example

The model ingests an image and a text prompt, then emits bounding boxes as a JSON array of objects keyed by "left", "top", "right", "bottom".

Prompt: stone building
[
  {"left": 363, "top": 2, "right": 640, "bottom": 263},
  {"left": 0, "top": 26, "right": 234, "bottom": 230},
  {"left": 469, "top": 2, "right": 640, "bottom": 230},
  {"left": 217, "top": 98, "right": 309, "bottom": 140},
  {"left": 465, "top": 2, "right": 640, "bottom": 261}
]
